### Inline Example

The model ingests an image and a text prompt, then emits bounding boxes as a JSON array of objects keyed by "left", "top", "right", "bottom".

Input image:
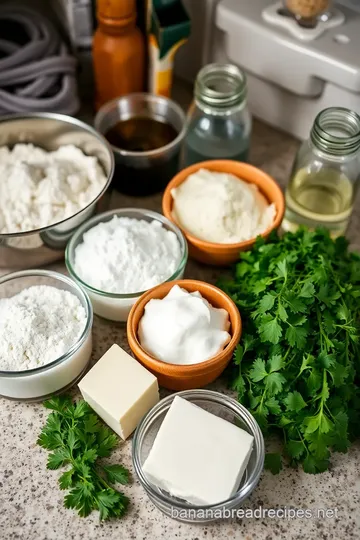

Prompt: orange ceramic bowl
[
  {"left": 127, "top": 279, "right": 242, "bottom": 391},
  {"left": 162, "top": 160, "right": 285, "bottom": 266}
]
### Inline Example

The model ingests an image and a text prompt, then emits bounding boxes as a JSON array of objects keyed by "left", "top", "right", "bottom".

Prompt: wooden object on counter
[{"left": 93, "top": 0, "right": 145, "bottom": 110}]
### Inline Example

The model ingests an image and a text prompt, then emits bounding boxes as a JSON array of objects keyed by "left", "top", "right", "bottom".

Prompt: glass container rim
[
  {"left": 94, "top": 93, "right": 187, "bottom": 158},
  {"left": 311, "top": 106, "right": 360, "bottom": 155},
  {"left": 195, "top": 63, "right": 247, "bottom": 110},
  {"left": 132, "top": 389, "right": 265, "bottom": 511},
  {"left": 65, "top": 208, "right": 188, "bottom": 299},
  {"left": 0, "top": 269, "right": 93, "bottom": 377}
]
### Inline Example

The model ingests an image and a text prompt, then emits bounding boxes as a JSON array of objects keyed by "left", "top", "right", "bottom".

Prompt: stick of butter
[
  {"left": 78, "top": 344, "right": 159, "bottom": 440},
  {"left": 143, "top": 395, "right": 254, "bottom": 505}
]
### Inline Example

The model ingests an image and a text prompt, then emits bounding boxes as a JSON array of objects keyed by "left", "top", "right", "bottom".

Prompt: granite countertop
[{"left": 1, "top": 115, "right": 360, "bottom": 540}]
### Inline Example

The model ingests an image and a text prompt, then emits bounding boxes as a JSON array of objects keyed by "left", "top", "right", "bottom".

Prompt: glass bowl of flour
[
  {"left": 0, "top": 269, "right": 93, "bottom": 400},
  {"left": 65, "top": 208, "right": 188, "bottom": 322}
]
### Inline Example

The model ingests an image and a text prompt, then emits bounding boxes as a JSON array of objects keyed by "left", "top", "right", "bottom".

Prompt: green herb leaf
[
  {"left": 299, "top": 280, "right": 315, "bottom": 298},
  {"left": 285, "top": 326, "right": 308, "bottom": 349},
  {"left": 82, "top": 448, "right": 98, "bottom": 464},
  {"left": 234, "top": 345, "right": 244, "bottom": 365},
  {"left": 269, "top": 354, "right": 284, "bottom": 373},
  {"left": 84, "top": 414, "right": 100, "bottom": 434},
  {"left": 303, "top": 454, "right": 330, "bottom": 474},
  {"left": 232, "top": 374, "right": 246, "bottom": 400},
  {"left": 37, "top": 430, "right": 63, "bottom": 450},
  {"left": 73, "top": 401, "right": 92, "bottom": 419},
  {"left": 103, "top": 464, "right": 129, "bottom": 485},
  {"left": 218, "top": 227, "right": 360, "bottom": 474},
  {"left": 44, "top": 412, "right": 62, "bottom": 433},
  {"left": 286, "top": 440, "right": 305, "bottom": 460},
  {"left": 329, "top": 361, "right": 348, "bottom": 387},
  {"left": 64, "top": 484, "right": 95, "bottom": 517},
  {"left": 47, "top": 449, "right": 69, "bottom": 470},
  {"left": 258, "top": 293, "right": 276, "bottom": 313},
  {"left": 266, "top": 372, "right": 286, "bottom": 396},
  {"left": 264, "top": 453, "right": 282, "bottom": 474},
  {"left": 97, "top": 429, "right": 118, "bottom": 458},
  {"left": 38, "top": 395, "right": 130, "bottom": 520},
  {"left": 59, "top": 469, "right": 76, "bottom": 490},
  {"left": 96, "top": 489, "right": 129, "bottom": 520},
  {"left": 307, "top": 369, "right": 322, "bottom": 394},
  {"left": 265, "top": 397, "right": 282, "bottom": 415},
  {"left": 259, "top": 317, "right": 282, "bottom": 344},
  {"left": 249, "top": 358, "right": 268, "bottom": 382},
  {"left": 283, "top": 292, "right": 306, "bottom": 313},
  {"left": 276, "top": 260, "right": 287, "bottom": 279},
  {"left": 284, "top": 391, "right": 307, "bottom": 412},
  {"left": 278, "top": 304, "right": 288, "bottom": 322}
]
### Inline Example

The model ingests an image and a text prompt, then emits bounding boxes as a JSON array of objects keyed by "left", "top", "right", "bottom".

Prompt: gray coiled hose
[{"left": 0, "top": 5, "right": 80, "bottom": 115}]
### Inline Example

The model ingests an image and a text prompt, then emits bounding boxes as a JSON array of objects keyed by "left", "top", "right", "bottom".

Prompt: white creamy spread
[
  {"left": 0, "top": 143, "right": 107, "bottom": 233},
  {"left": 171, "top": 168, "right": 276, "bottom": 244},
  {"left": 138, "top": 285, "right": 231, "bottom": 365}
]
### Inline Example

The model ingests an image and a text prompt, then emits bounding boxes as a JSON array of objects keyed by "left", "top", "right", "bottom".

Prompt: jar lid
[{"left": 195, "top": 63, "right": 247, "bottom": 110}]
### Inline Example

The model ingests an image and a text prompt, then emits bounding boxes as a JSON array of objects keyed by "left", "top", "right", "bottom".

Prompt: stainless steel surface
[
  {"left": 0, "top": 113, "right": 114, "bottom": 268},
  {"left": 94, "top": 93, "right": 187, "bottom": 196}
]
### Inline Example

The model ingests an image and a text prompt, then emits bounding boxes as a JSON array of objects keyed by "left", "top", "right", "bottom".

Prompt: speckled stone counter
[{"left": 1, "top": 116, "right": 360, "bottom": 540}]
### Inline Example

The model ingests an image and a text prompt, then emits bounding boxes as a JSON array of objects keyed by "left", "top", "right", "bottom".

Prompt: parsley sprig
[
  {"left": 219, "top": 228, "right": 360, "bottom": 474},
  {"left": 37, "top": 396, "right": 130, "bottom": 519}
]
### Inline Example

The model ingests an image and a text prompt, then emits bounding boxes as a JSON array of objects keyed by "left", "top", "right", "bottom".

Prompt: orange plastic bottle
[{"left": 93, "top": 0, "right": 145, "bottom": 109}]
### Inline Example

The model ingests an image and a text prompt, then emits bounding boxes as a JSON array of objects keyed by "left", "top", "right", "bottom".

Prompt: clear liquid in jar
[
  {"left": 182, "top": 117, "right": 250, "bottom": 167},
  {"left": 283, "top": 167, "right": 354, "bottom": 237}
]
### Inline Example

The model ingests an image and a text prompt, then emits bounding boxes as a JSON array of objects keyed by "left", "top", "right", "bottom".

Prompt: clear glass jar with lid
[
  {"left": 283, "top": 107, "right": 360, "bottom": 237},
  {"left": 182, "top": 63, "right": 252, "bottom": 167}
]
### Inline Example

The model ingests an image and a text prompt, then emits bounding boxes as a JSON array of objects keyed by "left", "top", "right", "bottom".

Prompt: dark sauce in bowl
[
  {"left": 104, "top": 117, "right": 181, "bottom": 196},
  {"left": 105, "top": 117, "right": 178, "bottom": 152}
]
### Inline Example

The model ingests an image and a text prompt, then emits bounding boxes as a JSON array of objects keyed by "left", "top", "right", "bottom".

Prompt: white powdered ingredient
[
  {"left": 74, "top": 216, "right": 182, "bottom": 294},
  {"left": 171, "top": 168, "right": 276, "bottom": 244},
  {"left": 0, "top": 285, "right": 87, "bottom": 371},
  {"left": 0, "top": 143, "right": 107, "bottom": 234}
]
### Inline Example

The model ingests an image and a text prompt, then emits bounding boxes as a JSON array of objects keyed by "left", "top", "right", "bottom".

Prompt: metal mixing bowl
[{"left": 0, "top": 113, "right": 114, "bottom": 268}]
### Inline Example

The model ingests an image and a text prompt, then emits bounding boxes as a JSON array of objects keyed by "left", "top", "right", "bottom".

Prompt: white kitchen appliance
[{"left": 175, "top": 0, "right": 360, "bottom": 140}]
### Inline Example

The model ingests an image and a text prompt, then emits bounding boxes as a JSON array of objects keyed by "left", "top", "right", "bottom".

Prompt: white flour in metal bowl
[{"left": 0, "top": 143, "right": 107, "bottom": 234}]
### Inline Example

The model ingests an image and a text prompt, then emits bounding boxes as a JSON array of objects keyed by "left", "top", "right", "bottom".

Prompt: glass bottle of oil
[{"left": 283, "top": 107, "right": 360, "bottom": 237}]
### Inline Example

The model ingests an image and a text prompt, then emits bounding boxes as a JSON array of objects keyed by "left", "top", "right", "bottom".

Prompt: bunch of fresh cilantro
[
  {"left": 37, "top": 396, "right": 130, "bottom": 519},
  {"left": 219, "top": 228, "right": 360, "bottom": 474}
]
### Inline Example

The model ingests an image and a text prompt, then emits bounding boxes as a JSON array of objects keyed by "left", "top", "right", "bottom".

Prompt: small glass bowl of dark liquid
[{"left": 95, "top": 93, "right": 186, "bottom": 196}]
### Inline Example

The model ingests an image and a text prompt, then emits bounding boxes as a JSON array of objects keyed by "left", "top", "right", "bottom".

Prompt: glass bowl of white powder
[
  {"left": 0, "top": 269, "right": 93, "bottom": 401},
  {"left": 65, "top": 208, "right": 188, "bottom": 322}
]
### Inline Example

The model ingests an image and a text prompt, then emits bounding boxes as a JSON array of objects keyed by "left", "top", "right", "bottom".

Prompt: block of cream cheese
[
  {"left": 78, "top": 344, "right": 159, "bottom": 440},
  {"left": 143, "top": 395, "right": 254, "bottom": 505}
]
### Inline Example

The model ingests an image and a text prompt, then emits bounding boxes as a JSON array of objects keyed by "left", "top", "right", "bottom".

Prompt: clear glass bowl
[
  {"left": 132, "top": 389, "right": 265, "bottom": 523},
  {"left": 0, "top": 269, "right": 93, "bottom": 401},
  {"left": 65, "top": 208, "right": 188, "bottom": 322}
]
